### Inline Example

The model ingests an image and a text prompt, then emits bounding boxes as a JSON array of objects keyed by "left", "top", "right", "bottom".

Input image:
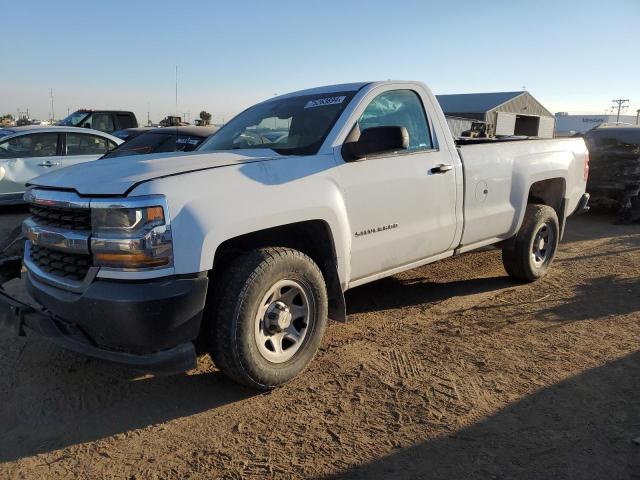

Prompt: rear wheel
[
  {"left": 502, "top": 204, "right": 559, "bottom": 282},
  {"left": 209, "top": 247, "right": 328, "bottom": 389}
]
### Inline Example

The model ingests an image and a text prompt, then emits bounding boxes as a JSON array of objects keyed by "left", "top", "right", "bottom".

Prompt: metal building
[{"left": 436, "top": 91, "right": 555, "bottom": 138}]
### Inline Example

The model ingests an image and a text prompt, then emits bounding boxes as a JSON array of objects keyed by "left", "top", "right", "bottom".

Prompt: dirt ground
[{"left": 0, "top": 208, "right": 638, "bottom": 479}]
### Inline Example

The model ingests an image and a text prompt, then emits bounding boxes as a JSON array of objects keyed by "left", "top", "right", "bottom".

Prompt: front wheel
[
  {"left": 502, "top": 204, "right": 560, "bottom": 282},
  {"left": 209, "top": 247, "right": 328, "bottom": 389}
]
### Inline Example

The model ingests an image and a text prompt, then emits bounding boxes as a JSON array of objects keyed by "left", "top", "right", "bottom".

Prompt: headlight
[
  {"left": 90, "top": 202, "right": 173, "bottom": 270},
  {"left": 92, "top": 206, "right": 164, "bottom": 232}
]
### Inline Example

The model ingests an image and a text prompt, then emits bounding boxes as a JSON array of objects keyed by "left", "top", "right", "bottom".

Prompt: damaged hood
[{"left": 28, "top": 149, "right": 278, "bottom": 195}]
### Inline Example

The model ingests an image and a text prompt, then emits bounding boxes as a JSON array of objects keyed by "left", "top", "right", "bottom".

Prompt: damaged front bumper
[{"left": 0, "top": 256, "right": 203, "bottom": 375}]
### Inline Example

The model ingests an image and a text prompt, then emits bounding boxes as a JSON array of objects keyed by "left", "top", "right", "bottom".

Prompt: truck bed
[{"left": 456, "top": 137, "right": 588, "bottom": 252}]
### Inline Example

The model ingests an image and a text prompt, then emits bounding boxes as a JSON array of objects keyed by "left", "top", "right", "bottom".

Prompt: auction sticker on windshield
[{"left": 304, "top": 96, "right": 347, "bottom": 109}]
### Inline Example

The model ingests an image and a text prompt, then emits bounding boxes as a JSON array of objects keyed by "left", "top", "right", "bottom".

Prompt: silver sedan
[{"left": 0, "top": 126, "right": 123, "bottom": 205}]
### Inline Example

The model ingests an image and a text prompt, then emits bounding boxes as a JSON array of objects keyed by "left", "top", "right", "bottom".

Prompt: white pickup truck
[{"left": 0, "top": 81, "right": 590, "bottom": 389}]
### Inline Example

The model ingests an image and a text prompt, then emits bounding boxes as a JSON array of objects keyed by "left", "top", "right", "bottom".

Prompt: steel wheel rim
[
  {"left": 531, "top": 223, "right": 554, "bottom": 267},
  {"left": 255, "top": 279, "right": 312, "bottom": 363}
]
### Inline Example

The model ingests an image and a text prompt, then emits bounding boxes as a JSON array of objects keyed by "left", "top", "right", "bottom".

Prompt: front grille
[
  {"left": 30, "top": 244, "right": 92, "bottom": 282},
  {"left": 30, "top": 204, "right": 92, "bottom": 231}
]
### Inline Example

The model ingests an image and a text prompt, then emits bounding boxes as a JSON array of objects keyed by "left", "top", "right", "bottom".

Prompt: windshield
[
  {"left": 102, "top": 131, "right": 205, "bottom": 158},
  {"left": 198, "top": 91, "right": 356, "bottom": 155},
  {"left": 58, "top": 111, "right": 90, "bottom": 126}
]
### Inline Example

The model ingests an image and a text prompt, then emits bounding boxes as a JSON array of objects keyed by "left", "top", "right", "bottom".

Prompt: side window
[
  {"left": 116, "top": 114, "right": 135, "bottom": 129},
  {"left": 358, "top": 90, "right": 433, "bottom": 152},
  {"left": 66, "top": 133, "right": 110, "bottom": 155},
  {"left": 0, "top": 133, "right": 58, "bottom": 158},
  {"left": 83, "top": 113, "right": 115, "bottom": 133}
]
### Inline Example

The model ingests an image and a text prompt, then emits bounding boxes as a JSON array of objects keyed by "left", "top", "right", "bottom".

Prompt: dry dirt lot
[{"left": 0, "top": 208, "right": 638, "bottom": 479}]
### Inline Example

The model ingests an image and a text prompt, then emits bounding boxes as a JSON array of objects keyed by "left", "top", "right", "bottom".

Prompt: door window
[
  {"left": 82, "top": 113, "right": 115, "bottom": 133},
  {"left": 358, "top": 90, "right": 433, "bottom": 152},
  {"left": 0, "top": 133, "right": 59, "bottom": 158},
  {"left": 66, "top": 133, "right": 110, "bottom": 155}
]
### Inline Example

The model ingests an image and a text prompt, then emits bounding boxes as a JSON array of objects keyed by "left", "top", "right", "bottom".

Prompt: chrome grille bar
[
  {"left": 22, "top": 218, "right": 90, "bottom": 254},
  {"left": 23, "top": 188, "right": 90, "bottom": 209}
]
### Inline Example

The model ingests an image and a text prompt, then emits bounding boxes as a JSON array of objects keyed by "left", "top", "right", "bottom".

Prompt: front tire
[
  {"left": 502, "top": 204, "right": 559, "bottom": 282},
  {"left": 209, "top": 247, "right": 328, "bottom": 389}
]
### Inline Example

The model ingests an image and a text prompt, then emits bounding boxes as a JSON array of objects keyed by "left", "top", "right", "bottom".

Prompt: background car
[
  {"left": 57, "top": 109, "right": 138, "bottom": 134},
  {"left": 102, "top": 126, "right": 218, "bottom": 158},
  {"left": 0, "top": 126, "right": 122, "bottom": 205}
]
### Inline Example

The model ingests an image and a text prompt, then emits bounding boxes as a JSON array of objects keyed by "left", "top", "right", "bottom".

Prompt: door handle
[
  {"left": 38, "top": 161, "right": 61, "bottom": 167},
  {"left": 430, "top": 164, "right": 453, "bottom": 174}
]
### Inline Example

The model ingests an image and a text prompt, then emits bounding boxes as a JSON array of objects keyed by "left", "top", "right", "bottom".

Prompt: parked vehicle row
[
  {"left": 0, "top": 125, "right": 219, "bottom": 204},
  {"left": 0, "top": 80, "right": 590, "bottom": 390}
]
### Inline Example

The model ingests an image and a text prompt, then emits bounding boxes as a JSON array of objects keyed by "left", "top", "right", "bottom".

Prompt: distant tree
[{"left": 199, "top": 110, "right": 212, "bottom": 126}]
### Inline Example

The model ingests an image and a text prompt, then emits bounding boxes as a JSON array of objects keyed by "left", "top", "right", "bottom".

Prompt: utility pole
[
  {"left": 49, "top": 88, "right": 55, "bottom": 123},
  {"left": 611, "top": 98, "right": 629, "bottom": 123},
  {"left": 175, "top": 65, "right": 178, "bottom": 117}
]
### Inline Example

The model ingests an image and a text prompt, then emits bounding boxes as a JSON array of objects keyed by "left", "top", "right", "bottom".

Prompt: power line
[{"left": 611, "top": 98, "right": 629, "bottom": 123}]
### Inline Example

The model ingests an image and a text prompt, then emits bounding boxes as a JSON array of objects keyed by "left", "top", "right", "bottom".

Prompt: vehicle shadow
[
  {"left": 561, "top": 212, "right": 640, "bottom": 245},
  {"left": 536, "top": 274, "right": 640, "bottom": 325},
  {"left": 346, "top": 274, "right": 513, "bottom": 315},
  {"left": 0, "top": 349, "right": 257, "bottom": 463},
  {"left": 321, "top": 351, "right": 640, "bottom": 480}
]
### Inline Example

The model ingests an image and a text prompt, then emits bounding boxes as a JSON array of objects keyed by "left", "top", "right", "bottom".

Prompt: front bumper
[{"left": 0, "top": 256, "right": 209, "bottom": 374}]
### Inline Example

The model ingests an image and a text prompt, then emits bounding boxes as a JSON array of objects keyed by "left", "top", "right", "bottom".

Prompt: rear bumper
[
  {"left": 0, "top": 257, "right": 208, "bottom": 374},
  {"left": 573, "top": 193, "right": 590, "bottom": 215}
]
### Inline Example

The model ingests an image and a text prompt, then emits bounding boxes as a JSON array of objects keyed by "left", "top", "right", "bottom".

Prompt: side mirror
[{"left": 342, "top": 125, "right": 409, "bottom": 161}]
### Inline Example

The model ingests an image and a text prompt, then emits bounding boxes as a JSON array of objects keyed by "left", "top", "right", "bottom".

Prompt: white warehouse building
[
  {"left": 554, "top": 113, "right": 639, "bottom": 136},
  {"left": 436, "top": 91, "right": 555, "bottom": 138}
]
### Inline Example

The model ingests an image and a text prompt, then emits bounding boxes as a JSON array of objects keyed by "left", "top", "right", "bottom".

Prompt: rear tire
[
  {"left": 502, "top": 204, "right": 559, "bottom": 282},
  {"left": 209, "top": 247, "right": 328, "bottom": 389}
]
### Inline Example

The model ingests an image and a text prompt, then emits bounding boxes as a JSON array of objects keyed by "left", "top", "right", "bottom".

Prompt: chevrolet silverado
[{"left": 0, "top": 81, "right": 590, "bottom": 389}]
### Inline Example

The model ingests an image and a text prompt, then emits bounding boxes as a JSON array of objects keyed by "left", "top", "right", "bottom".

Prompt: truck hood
[{"left": 29, "top": 149, "right": 278, "bottom": 195}]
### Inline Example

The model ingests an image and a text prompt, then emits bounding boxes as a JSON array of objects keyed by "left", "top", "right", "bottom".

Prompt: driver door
[{"left": 337, "top": 89, "right": 458, "bottom": 282}]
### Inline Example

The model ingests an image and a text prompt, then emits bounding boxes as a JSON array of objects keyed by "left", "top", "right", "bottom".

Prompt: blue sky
[{"left": 1, "top": 0, "right": 639, "bottom": 123}]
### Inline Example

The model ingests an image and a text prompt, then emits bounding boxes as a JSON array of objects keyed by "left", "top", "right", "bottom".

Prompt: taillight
[{"left": 583, "top": 150, "right": 589, "bottom": 181}]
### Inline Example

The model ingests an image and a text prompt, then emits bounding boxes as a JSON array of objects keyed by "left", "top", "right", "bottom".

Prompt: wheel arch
[
  {"left": 209, "top": 220, "right": 346, "bottom": 324},
  {"left": 526, "top": 177, "right": 567, "bottom": 237}
]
